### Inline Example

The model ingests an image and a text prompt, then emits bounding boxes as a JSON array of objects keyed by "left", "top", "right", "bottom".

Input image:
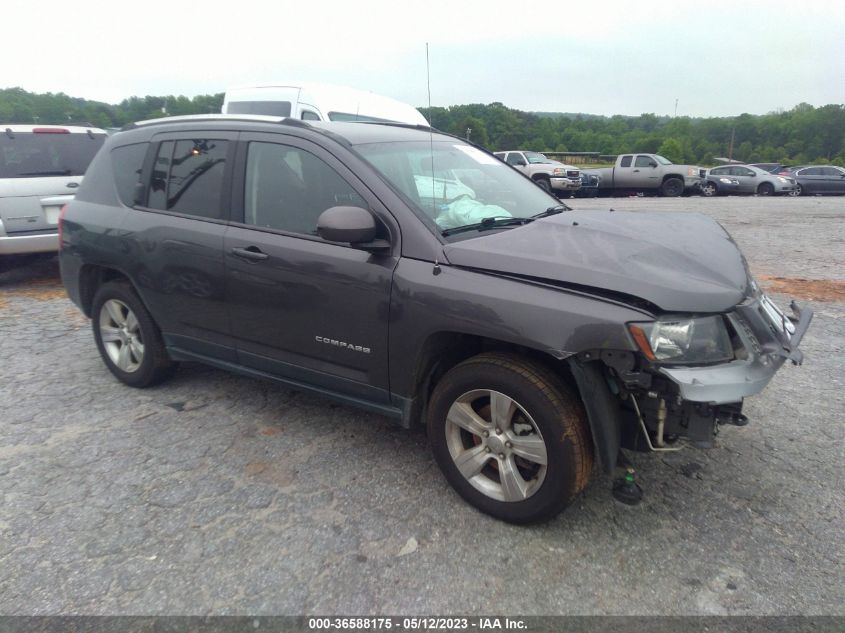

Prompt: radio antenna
[{"left": 426, "top": 42, "right": 436, "bottom": 220}]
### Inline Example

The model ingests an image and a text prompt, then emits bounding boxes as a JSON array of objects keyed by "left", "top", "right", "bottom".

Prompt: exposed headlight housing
[{"left": 628, "top": 316, "right": 734, "bottom": 364}]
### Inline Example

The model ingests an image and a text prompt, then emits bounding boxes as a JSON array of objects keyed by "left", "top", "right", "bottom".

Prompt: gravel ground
[{"left": 0, "top": 196, "right": 843, "bottom": 615}]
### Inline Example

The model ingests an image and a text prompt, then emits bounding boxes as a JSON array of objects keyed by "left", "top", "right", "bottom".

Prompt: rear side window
[
  {"left": 147, "top": 139, "right": 229, "bottom": 219},
  {"left": 0, "top": 131, "right": 105, "bottom": 178},
  {"left": 620, "top": 156, "right": 633, "bottom": 167},
  {"left": 111, "top": 143, "right": 148, "bottom": 207}
]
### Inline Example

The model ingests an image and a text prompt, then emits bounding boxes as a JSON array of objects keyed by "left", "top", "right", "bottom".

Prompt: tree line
[{"left": 2, "top": 87, "right": 843, "bottom": 166}]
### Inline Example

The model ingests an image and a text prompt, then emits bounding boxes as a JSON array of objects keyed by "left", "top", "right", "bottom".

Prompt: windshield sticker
[{"left": 453, "top": 145, "right": 499, "bottom": 165}]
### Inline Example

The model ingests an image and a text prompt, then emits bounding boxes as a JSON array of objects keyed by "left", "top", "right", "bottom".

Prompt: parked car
[
  {"left": 583, "top": 154, "right": 701, "bottom": 197},
  {"left": 782, "top": 165, "right": 845, "bottom": 196},
  {"left": 493, "top": 151, "right": 581, "bottom": 197},
  {"left": 698, "top": 173, "right": 741, "bottom": 197},
  {"left": 0, "top": 125, "right": 106, "bottom": 260},
  {"left": 60, "top": 115, "right": 811, "bottom": 524},
  {"left": 704, "top": 165, "right": 797, "bottom": 196}
]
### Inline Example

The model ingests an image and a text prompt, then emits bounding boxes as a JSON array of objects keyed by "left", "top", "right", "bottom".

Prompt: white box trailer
[{"left": 222, "top": 83, "right": 429, "bottom": 126}]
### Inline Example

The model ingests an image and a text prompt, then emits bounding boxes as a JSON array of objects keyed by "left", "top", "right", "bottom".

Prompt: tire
[
  {"left": 700, "top": 181, "right": 718, "bottom": 197},
  {"left": 757, "top": 182, "right": 775, "bottom": 196},
  {"left": 661, "top": 177, "right": 684, "bottom": 197},
  {"left": 789, "top": 183, "right": 803, "bottom": 197},
  {"left": 91, "top": 280, "right": 177, "bottom": 388},
  {"left": 535, "top": 177, "right": 552, "bottom": 193},
  {"left": 427, "top": 352, "right": 593, "bottom": 524}
]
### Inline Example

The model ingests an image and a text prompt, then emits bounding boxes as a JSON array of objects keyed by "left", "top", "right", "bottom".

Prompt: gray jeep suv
[{"left": 59, "top": 115, "right": 812, "bottom": 523}]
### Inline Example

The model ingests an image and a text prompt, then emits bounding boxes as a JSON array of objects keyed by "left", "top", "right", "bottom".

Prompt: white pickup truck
[
  {"left": 585, "top": 153, "right": 702, "bottom": 197},
  {"left": 493, "top": 151, "right": 581, "bottom": 197}
]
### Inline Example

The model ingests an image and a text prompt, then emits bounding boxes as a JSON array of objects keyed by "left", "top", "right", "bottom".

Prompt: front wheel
[
  {"left": 699, "top": 181, "right": 717, "bottom": 197},
  {"left": 534, "top": 177, "right": 552, "bottom": 193},
  {"left": 427, "top": 353, "right": 593, "bottom": 524},
  {"left": 788, "top": 184, "right": 803, "bottom": 197},
  {"left": 661, "top": 177, "right": 684, "bottom": 197},
  {"left": 757, "top": 182, "right": 775, "bottom": 196},
  {"left": 92, "top": 281, "right": 177, "bottom": 388}
]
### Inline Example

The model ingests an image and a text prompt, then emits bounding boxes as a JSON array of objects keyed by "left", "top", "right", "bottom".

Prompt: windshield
[
  {"left": 524, "top": 151, "right": 552, "bottom": 164},
  {"left": 654, "top": 154, "right": 673, "bottom": 165},
  {"left": 0, "top": 132, "right": 105, "bottom": 178},
  {"left": 355, "top": 141, "right": 560, "bottom": 237}
]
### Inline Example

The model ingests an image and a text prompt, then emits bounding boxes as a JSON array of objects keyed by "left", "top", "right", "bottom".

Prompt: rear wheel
[
  {"left": 661, "top": 177, "right": 684, "bottom": 197},
  {"left": 92, "top": 281, "right": 177, "bottom": 388},
  {"left": 757, "top": 182, "right": 775, "bottom": 196},
  {"left": 427, "top": 352, "right": 593, "bottom": 524}
]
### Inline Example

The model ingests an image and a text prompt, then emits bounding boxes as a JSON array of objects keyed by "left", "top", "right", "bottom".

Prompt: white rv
[{"left": 222, "top": 83, "right": 429, "bottom": 126}]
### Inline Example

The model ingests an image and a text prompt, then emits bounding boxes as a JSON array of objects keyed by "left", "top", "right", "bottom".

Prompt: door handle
[
  {"left": 66, "top": 182, "right": 79, "bottom": 188},
  {"left": 231, "top": 246, "right": 269, "bottom": 261},
  {"left": 632, "top": 169, "right": 640, "bottom": 172}
]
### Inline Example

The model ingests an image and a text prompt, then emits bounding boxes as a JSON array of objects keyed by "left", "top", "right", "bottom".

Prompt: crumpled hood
[{"left": 443, "top": 210, "right": 749, "bottom": 313}]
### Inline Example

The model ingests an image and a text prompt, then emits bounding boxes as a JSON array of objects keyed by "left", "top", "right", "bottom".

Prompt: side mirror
[
  {"left": 317, "top": 206, "right": 389, "bottom": 252},
  {"left": 513, "top": 159, "right": 527, "bottom": 167},
  {"left": 650, "top": 162, "right": 658, "bottom": 168}
]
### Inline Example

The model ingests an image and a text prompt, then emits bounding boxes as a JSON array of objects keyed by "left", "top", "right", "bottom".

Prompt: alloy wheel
[
  {"left": 444, "top": 389, "right": 547, "bottom": 502},
  {"left": 99, "top": 299, "right": 145, "bottom": 373}
]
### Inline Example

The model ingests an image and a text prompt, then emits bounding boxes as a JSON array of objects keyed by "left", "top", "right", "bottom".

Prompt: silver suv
[{"left": 0, "top": 125, "right": 106, "bottom": 259}]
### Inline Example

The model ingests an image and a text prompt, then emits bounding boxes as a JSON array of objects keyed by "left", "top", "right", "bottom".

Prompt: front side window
[
  {"left": 634, "top": 155, "right": 656, "bottom": 168},
  {"left": 710, "top": 167, "right": 727, "bottom": 176},
  {"left": 147, "top": 139, "right": 229, "bottom": 219},
  {"left": 506, "top": 153, "right": 525, "bottom": 166},
  {"left": 301, "top": 110, "right": 321, "bottom": 121},
  {"left": 244, "top": 142, "right": 366, "bottom": 236},
  {"left": 799, "top": 167, "right": 821, "bottom": 176}
]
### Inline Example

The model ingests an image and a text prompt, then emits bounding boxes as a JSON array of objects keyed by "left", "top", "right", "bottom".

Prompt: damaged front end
[{"left": 569, "top": 285, "right": 813, "bottom": 471}]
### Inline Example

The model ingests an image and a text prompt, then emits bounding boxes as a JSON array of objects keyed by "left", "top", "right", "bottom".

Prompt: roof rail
[{"left": 122, "top": 113, "right": 293, "bottom": 131}]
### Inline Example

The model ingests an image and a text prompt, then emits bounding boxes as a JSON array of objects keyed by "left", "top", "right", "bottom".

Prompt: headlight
[
  {"left": 777, "top": 176, "right": 789, "bottom": 183},
  {"left": 552, "top": 168, "right": 566, "bottom": 176},
  {"left": 628, "top": 316, "right": 734, "bottom": 364}
]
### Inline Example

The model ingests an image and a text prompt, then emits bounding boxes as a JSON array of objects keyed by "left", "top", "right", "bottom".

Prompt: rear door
[
  {"left": 821, "top": 167, "right": 845, "bottom": 193},
  {"left": 0, "top": 130, "right": 104, "bottom": 236},
  {"left": 120, "top": 131, "right": 238, "bottom": 360},
  {"left": 223, "top": 132, "right": 399, "bottom": 403}
]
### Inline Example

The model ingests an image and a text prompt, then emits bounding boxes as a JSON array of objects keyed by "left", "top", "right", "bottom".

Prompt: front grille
[{"left": 567, "top": 170, "right": 579, "bottom": 178}]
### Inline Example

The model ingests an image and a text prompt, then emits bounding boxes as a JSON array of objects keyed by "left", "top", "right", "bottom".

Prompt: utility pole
[
  {"left": 728, "top": 127, "right": 735, "bottom": 162},
  {"left": 466, "top": 127, "right": 472, "bottom": 141},
  {"left": 674, "top": 99, "right": 678, "bottom": 118}
]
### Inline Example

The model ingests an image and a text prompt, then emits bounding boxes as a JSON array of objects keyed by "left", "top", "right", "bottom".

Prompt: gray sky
[{"left": 7, "top": 0, "right": 845, "bottom": 117}]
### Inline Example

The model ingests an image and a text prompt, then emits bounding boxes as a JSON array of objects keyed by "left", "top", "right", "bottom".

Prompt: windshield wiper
[
  {"left": 531, "top": 204, "right": 570, "bottom": 219},
  {"left": 441, "top": 215, "right": 534, "bottom": 237}
]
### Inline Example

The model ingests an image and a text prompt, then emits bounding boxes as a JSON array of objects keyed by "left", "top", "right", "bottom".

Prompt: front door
[{"left": 224, "top": 133, "right": 398, "bottom": 403}]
